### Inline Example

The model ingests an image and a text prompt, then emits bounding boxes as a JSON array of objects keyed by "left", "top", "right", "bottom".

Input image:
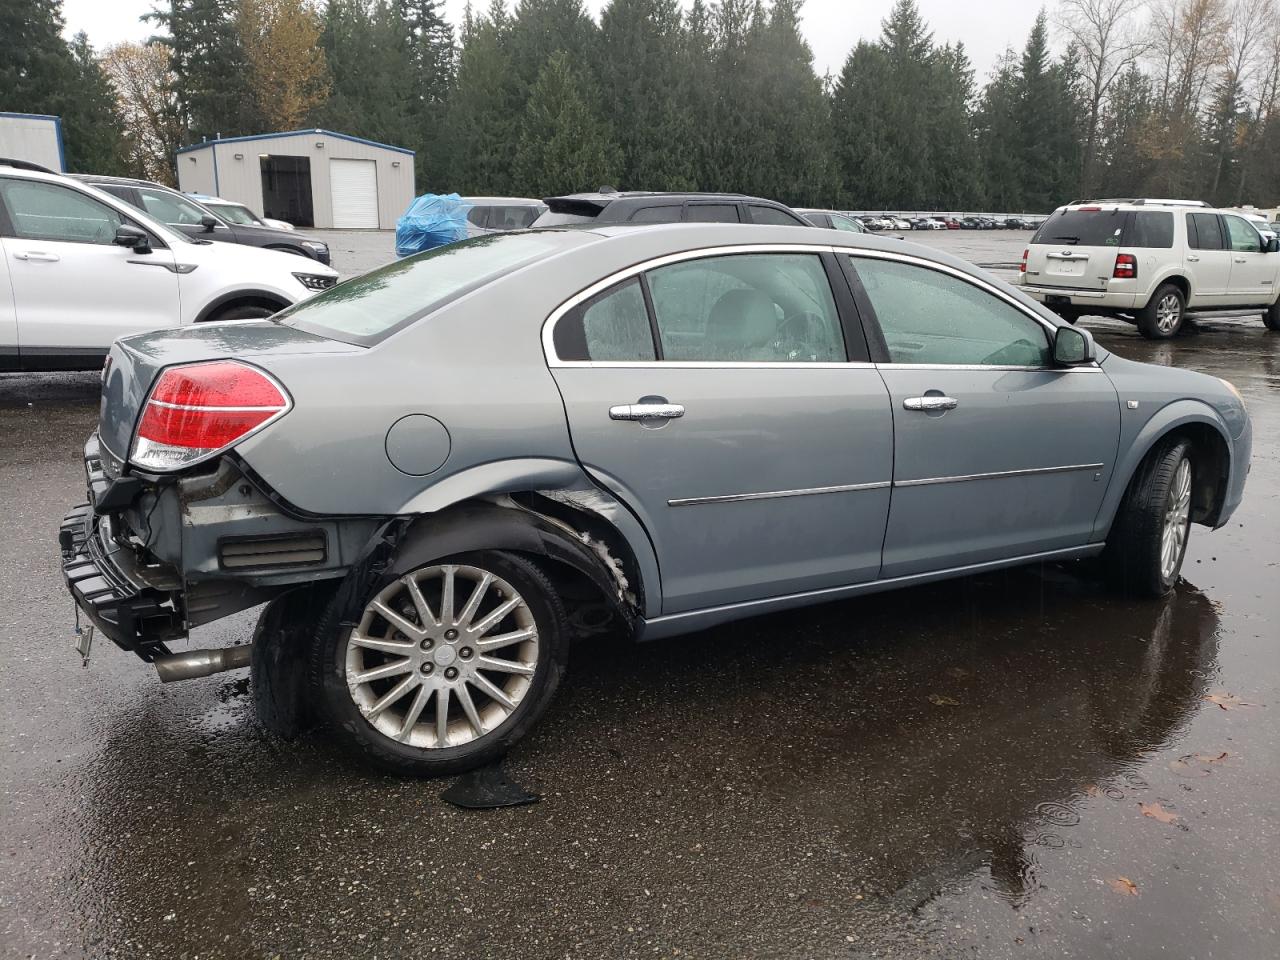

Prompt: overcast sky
[{"left": 62, "top": 0, "right": 1042, "bottom": 83}]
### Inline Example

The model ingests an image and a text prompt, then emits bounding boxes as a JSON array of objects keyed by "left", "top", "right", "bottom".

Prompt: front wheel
[
  {"left": 315, "top": 551, "right": 568, "bottom": 776},
  {"left": 1136, "top": 284, "right": 1186, "bottom": 339},
  {"left": 1104, "top": 438, "right": 1194, "bottom": 597},
  {"left": 1264, "top": 300, "right": 1280, "bottom": 331}
]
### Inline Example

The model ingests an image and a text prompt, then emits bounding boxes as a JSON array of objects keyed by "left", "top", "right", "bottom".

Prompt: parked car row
[{"left": 854, "top": 214, "right": 1045, "bottom": 231}]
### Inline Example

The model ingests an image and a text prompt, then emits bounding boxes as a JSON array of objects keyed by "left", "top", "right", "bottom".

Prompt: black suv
[
  {"left": 72, "top": 175, "right": 331, "bottom": 265},
  {"left": 531, "top": 190, "right": 811, "bottom": 227}
]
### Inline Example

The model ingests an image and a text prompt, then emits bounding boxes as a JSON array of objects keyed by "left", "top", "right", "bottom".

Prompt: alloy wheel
[
  {"left": 1155, "top": 293, "right": 1182, "bottom": 334},
  {"left": 1160, "top": 459, "right": 1192, "bottom": 581},
  {"left": 345, "top": 563, "right": 540, "bottom": 749}
]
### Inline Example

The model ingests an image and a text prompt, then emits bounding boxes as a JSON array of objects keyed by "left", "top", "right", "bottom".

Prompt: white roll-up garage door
[{"left": 329, "top": 158, "right": 379, "bottom": 228}]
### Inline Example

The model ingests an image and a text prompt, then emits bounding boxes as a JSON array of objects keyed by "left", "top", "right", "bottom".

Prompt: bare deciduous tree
[
  {"left": 1056, "top": 0, "right": 1150, "bottom": 195},
  {"left": 101, "top": 41, "right": 186, "bottom": 185}
]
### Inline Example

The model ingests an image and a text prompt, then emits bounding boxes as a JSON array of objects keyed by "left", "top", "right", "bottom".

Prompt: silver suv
[{"left": 1019, "top": 199, "right": 1280, "bottom": 338}]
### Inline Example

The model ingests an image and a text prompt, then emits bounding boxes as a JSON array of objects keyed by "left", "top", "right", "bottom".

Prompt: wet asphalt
[{"left": 1, "top": 233, "right": 1277, "bottom": 959}]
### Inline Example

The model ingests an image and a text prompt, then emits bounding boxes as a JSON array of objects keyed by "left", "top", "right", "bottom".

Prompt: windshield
[
  {"left": 276, "top": 231, "right": 587, "bottom": 345},
  {"left": 209, "top": 202, "right": 261, "bottom": 226}
]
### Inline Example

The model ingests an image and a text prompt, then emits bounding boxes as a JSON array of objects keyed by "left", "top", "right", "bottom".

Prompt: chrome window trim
[
  {"left": 543, "top": 243, "right": 849, "bottom": 367},
  {"left": 895, "top": 462, "right": 1106, "bottom": 488},
  {"left": 843, "top": 247, "right": 1104, "bottom": 373},
  {"left": 669, "top": 480, "right": 891, "bottom": 507},
  {"left": 540, "top": 241, "right": 1104, "bottom": 373}
]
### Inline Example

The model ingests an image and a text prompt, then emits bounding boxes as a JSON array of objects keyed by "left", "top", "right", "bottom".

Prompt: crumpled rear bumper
[{"left": 58, "top": 502, "right": 185, "bottom": 660}]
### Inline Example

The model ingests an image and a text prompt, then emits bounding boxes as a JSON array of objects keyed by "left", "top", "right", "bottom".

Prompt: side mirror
[
  {"left": 1266, "top": 237, "right": 1279, "bottom": 253},
  {"left": 1053, "top": 325, "right": 1096, "bottom": 366},
  {"left": 113, "top": 224, "right": 151, "bottom": 254},
  {"left": 200, "top": 215, "right": 218, "bottom": 232}
]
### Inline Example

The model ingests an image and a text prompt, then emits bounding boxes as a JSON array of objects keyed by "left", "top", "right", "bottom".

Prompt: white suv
[
  {"left": 1018, "top": 199, "right": 1280, "bottom": 339},
  {"left": 0, "top": 160, "right": 339, "bottom": 371}
]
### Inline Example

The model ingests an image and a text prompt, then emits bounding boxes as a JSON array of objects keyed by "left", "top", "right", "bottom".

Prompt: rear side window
[
  {"left": 1126, "top": 212, "right": 1174, "bottom": 248},
  {"left": 1034, "top": 209, "right": 1126, "bottom": 246},
  {"left": 748, "top": 204, "right": 802, "bottom": 226},
  {"left": 628, "top": 205, "right": 679, "bottom": 223},
  {"left": 647, "top": 253, "right": 844, "bottom": 362},
  {"left": 685, "top": 204, "right": 740, "bottom": 223},
  {"left": 1187, "top": 213, "right": 1224, "bottom": 250},
  {"left": 279, "top": 232, "right": 578, "bottom": 344},
  {"left": 489, "top": 205, "right": 542, "bottom": 229},
  {"left": 554, "top": 279, "right": 655, "bottom": 362}
]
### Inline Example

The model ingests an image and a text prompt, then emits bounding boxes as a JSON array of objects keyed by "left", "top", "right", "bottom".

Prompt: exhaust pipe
[{"left": 154, "top": 645, "right": 252, "bottom": 682}]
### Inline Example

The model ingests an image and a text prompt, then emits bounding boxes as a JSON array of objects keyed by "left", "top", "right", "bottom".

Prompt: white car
[
  {"left": 0, "top": 160, "right": 338, "bottom": 371},
  {"left": 1019, "top": 198, "right": 1280, "bottom": 339},
  {"left": 191, "top": 194, "right": 295, "bottom": 231}
]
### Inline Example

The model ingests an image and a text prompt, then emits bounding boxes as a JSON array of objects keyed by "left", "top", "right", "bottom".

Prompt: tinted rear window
[
  {"left": 1187, "top": 213, "right": 1224, "bottom": 250},
  {"left": 1033, "top": 209, "right": 1126, "bottom": 246},
  {"left": 276, "top": 232, "right": 580, "bottom": 344},
  {"left": 1033, "top": 209, "right": 1173, "bottom": 248}
]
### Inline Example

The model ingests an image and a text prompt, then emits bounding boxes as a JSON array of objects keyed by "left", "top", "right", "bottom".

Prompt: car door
[
  {"left": 134, "top": 185, "right": 236, "bottom": 244},
  {"left": 845, "top": 251, "right": 1121, "bottom": 578},
  {"left": 1184, "top": 212, "right": 1232, "bottom": 304},
  {"left": 0, "top": 177, "right": 180, "bottom": 358},
  {"left": 547, "top": 248, "right": 893, "bottom": 614},
  {"left": 1222, "top": 214, "right": 1275, "bottom": 303}
]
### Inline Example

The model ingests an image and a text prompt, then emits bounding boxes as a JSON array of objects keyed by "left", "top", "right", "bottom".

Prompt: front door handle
[
  {"left": 13, "top": 250, "right": 60, "bottom": 262},
  {"left": 1234, "top": 257, "right": 1247, "bottom": 263},
  {"left": 609, "top": 403, "right": 685, "bottom": 421},
  {"left": 903, "top": 396, "right": 958, "bottom": 412}
]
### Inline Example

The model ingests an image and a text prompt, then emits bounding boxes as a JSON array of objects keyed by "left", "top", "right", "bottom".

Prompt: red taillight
[
  {"left": 131, "top": 361, "right": 289, "bottom": 471},
  {"left": 1113, "top": 253, "right": 1137, "bottom": 279},
  {"left": 1020, "top": 248, "right": 1028, "bottom": 273}
]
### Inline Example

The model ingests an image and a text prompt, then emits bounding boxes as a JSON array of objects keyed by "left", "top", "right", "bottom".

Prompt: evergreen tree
[
  {"left": 512, "top": 50, "right": 620, "bottom": 195},
  {"left": 0, "top": 1, "right": 126, "bottom": 174},
  {"left": 146, "top": 0, "right": 259, "bottom": 140},
  {"left": 397, "top": 0, "right": 456, "bottom": 189},
  {"left": 599, "top": 0, "right": 695, "bottom": 190},
  {"left": 974, "top": 50, "right": 1026, "bottom": 210},
  {"left": 445, "top": 1, "right": 518, "bottom": 192},
  {"left": 507, "top": 0, "right": 598, "bottom": 96}
]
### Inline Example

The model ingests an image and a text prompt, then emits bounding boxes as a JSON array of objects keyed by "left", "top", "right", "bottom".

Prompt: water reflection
[{"left": 64, "top": 568, "right": 1219, "bottom": 954}]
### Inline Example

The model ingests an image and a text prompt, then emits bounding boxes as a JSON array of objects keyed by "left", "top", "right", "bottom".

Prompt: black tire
[
  {"left": 1103, "top": 438, "right": 1194, "bottom": 598},
  {"left": 312, "top": 550, "right": 568, "bottom": 777},
  {"left": 205, "top": 303, "right": 277, "bottom": 323},
  {"left": 1136, "top": 283, "right": 1186, "bottom": 339},
  {"left": 1264, "top": 300, "right": 1280, "bottom": 331}
]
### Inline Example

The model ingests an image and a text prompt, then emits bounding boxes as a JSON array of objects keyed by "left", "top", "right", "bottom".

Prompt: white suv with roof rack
[{"left": 1018, "top": 198, "right": 1280, "bottom": 339}]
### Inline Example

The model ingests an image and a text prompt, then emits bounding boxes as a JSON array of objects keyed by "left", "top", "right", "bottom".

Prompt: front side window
[
  {"left": 646, "top": 253, "right": 845, "bottom": 362},
  {"left": 554, "top": 279, "right": 655, "bottom": 362},
  {"left": 137, "top": 187, "right": 211, "bottom": 226},
  {"left": 851, "top": 256, "right": 1050, "bottom": 367},
  {"left": 829, "top": 213, "right": 865, "bottom": 233},
  {"left": 1223, "top": 215, "right": 1262, "bottom": 253},
  {"left": 211, "top": 203, "right": 261, "bottom": 226},
  {"left": 1187, "top": 213, "right": 1225, "bottom": 250},
  {"left": 0, "top": 179, "right": 125, "bottom": 244}
]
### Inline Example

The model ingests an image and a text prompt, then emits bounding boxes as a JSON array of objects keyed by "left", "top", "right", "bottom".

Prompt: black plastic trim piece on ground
[{"left": 440, "top": 761, "right": 540, "bottom": 810}]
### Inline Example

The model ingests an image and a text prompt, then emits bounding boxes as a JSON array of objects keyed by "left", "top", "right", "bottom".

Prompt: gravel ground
[{"left": 1, "top": 230, "right": 1277, "bottom": 959}]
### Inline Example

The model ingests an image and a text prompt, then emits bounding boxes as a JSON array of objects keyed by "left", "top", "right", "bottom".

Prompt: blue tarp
[{"left": 395, "top": 193, "right": 473, "bottom": 257}]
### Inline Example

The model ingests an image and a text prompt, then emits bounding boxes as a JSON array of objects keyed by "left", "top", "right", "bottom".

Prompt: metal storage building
[
  {"left": 0, "top": 112, "right": 65, "bottom": 172},
  {"left": 175, "top": 129, "right": 415, "bottom": 229}
]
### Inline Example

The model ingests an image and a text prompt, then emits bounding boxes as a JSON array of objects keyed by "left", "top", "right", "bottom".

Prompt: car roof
[{"left": 464, "top": 196, "right": 545, "bottom": 206}]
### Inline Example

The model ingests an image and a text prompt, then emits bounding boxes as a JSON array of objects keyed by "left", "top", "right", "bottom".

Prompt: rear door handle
[
  {"left": 903, "top": 396, "right": 958, "bottom": 412},
  {"left": 13, "top": 250, "right": 60, "bottom": 262},
  {"left": 1234, "top": 257, "right": 1247, "bottom": 263},
  {"left": 609, "top": 403, "right": 685, "bottom": 421},
  {"left": 1186, "top": 255, "right": 1200, "bottom": 262}
]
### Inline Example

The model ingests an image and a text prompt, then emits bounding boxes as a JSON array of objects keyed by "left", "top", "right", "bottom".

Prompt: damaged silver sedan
[{"left": 61, "top": 224, "right": 1251, "bottom": 774}]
